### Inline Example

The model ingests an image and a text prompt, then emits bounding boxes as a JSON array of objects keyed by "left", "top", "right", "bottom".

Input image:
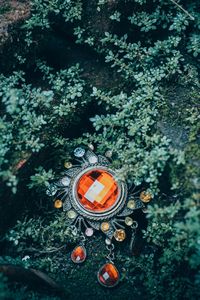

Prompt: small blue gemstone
[
  {"left": 74, "top": 147, "right": 85, "bottom": 158},
  {"left": 46, "top": 184, "right": 57, "bottom": 196}
]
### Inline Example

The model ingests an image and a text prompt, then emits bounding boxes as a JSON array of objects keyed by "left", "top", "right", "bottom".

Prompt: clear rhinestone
[
  {"left": 127, "top": 200, "right": 136, "bottom": 209},
  {"left": 125, "top": 216, "right": 133, "bottom": 226},
  {"left": 46, "top": 185, "right": 57, "bottom": 196},
  {"left": 61, "top": 176, "right": 70, "bottom": 186},
  {"left": 142, "top": 207, "right": 148, "bottom": 214},
  {"left": 88, "top": 156, "right": 98, "bottom": 164},
  {"left": 85, "top": 228, "right": 94, "bottom": 237},
  {"left": 105, "top": 150, "right": 112, "bottom": 158},
  {"left": 105, "top": 238, "right": 111, "bottom": 245},
  {"left": 74, "top": 147, "right": 85, "bottom": 158},
  {"left": 88, "top": 144, "right": 94, "bottom": 150},
  {"left": 64, "top": 161, "right": 72, "bottom": 169}
]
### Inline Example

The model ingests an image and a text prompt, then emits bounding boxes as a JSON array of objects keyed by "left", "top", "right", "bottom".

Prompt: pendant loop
[
  {"left": 106, "top": 243, "right": 115, "bottom": 263},
  {"left": 130, "top": 220, "right": 139, "bottom": 253}
]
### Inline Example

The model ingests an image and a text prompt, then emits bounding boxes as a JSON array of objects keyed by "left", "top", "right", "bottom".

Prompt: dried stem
[{"left": 169, "top": 0, "right": 195, "bottom": 21}]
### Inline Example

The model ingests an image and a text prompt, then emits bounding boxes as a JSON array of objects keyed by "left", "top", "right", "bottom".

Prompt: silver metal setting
[
  {"left": 49, "top": 146, "right": 144, "bottom": 241},
  {"left": 46, "top": 147, "right": 151, "bottom": 288}
]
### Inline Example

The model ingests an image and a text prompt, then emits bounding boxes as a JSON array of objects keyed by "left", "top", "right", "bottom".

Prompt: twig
[{"left": 169, "top": 0, "right": 195, "bottom": 21}]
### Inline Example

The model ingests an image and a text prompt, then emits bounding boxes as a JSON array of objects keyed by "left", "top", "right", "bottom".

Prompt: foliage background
[{"left": 0, "top": 0, "right": 199, "bottom": 299}]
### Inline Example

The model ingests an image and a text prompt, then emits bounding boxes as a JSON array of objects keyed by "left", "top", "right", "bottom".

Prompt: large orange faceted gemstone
[
  {"left": 77, "top": 169, "right": 119, "bottom": 212},
  {"left": 98, "top": 263, "right": 119, "bottom": 287}
]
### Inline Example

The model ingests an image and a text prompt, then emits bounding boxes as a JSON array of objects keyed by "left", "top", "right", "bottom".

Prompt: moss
[
  {"left": 159, "top": 82, "right": 200, "bottom": 195},
  {"left": 0, "top": 4, "right": 11, "bottom": 15}
]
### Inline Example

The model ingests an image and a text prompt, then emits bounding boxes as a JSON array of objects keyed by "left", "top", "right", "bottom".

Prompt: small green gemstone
[
  {"left": 67, "top": 210, "right": 77, "bottom": 219},
  {"left": 127, "top": 200, "right": 136, "bottom": 209},
  {"left": 125, "top": 216, "right": 133, "bottom": 226},
  {"left": 64, "top": 162, "right": 72, "bottom": 169}
]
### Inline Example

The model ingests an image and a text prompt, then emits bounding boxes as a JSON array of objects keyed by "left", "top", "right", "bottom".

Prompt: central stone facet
[{"left": 77, "top": 169, "right": 119, "bottom": 212}]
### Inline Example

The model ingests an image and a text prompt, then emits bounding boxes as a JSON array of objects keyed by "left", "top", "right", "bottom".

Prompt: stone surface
[{"left": 0, "top": 0, "right": 30, "bottom": 46}]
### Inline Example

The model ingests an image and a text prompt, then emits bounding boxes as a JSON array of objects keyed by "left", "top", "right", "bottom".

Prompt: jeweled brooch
[{"left": 46, "top": 146, "right": 152, "bottom": 287}]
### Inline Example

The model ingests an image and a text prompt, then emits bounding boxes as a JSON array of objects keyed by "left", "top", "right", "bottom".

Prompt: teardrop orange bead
[
  {"left": 97, "top": 263, "right": 119, "bottom": 287},
  {"left": 71, "top": 246, "right": 86, "bottom": 264}
]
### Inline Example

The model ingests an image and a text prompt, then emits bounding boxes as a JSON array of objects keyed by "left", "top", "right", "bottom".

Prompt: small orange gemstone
[
  {"left": 77, "top": 169, "right": 119, "bottom": 212},
  {"left": 71, "top": 246, "right": 86, "bottom": 263},
  {"left": 54, "top": 199, "right": 63, "bottom": 208},
  {"left": 101, "top": 222, "right": 110, "bottom": 232},
  {"left": 98, "top": 263, "right": 119, "bottom": 287},
  {"left": 140, "top": 191, "right": 152, "bottom": 203},
  {"left": 114, "top": 229, "right": 126, "bottom": 242}
]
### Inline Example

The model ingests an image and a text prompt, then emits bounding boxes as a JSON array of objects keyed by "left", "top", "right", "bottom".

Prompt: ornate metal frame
[
  {"left": 46, "top": 146, "right": 153, "bottom": 287},
  {"left": 47, "top": 148, "right": 144, "bottom": 239}
]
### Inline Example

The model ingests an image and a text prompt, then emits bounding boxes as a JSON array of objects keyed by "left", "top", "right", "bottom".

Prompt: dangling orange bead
[
  {"left": 71, "top": 246, "right": 86, "bottom": 264},
  {"left": 98, "top": 263, "right": 119, "bottom": 287}
]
